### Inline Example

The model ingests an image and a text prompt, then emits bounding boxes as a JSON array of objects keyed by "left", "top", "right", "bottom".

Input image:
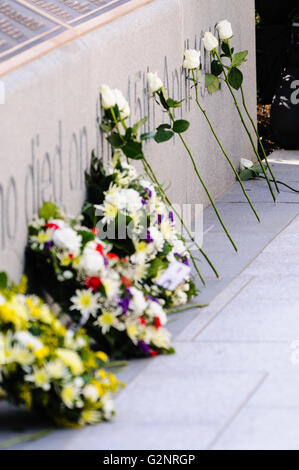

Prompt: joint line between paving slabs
[
  {"left": 189, "top": 277, "right": 255, "bottom": 341},
  {"left": 205, "top": 372, "right": 269, "bottom": 450}
]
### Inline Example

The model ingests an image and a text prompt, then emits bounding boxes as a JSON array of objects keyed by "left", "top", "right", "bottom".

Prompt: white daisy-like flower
[
  {"left": 25, "top": 367, "right": 51, "bottom": 391},
  {"left": 97, "top": 311, "right": 119, "bottom": 334},
  {"left": 14, "top": 331, "right": 43, "bottom": 351},
  {"left": 70, "top": 289, "right": 99, "bottom": 319}
]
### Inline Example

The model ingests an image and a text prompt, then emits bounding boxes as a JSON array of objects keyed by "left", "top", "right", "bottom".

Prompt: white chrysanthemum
[
  {"left": 151, "top": 327, "right": 171, "bottom": 349},
  {"left": 130, "top": 287, "right": 147, "bottom": 315},
  {"left": 101, "top": 277, "right": 120, "bottom": 299},
  {"left": 45, "top": 360, "right": 67, "bottom": 380},
  {"left": 149, "top": 226, "right": 165, "bottom": 252},
  {"left": 80, "top": 249, "right": 104, "bottom": 276},
  {"left": 83, "top": 384, "right": 99, "bottom": 402},
  {"left": 25, "top": 367, "right": 51, "bottom": 391},
  {"left": 102, "top": 392, "right": 115, "bottom": 419},
  {"left": 146, "top": 301, "right": 167, "bottom": 325},
  {"left": 14, "top": 331, "right": 43, "bottom": 351},
  {"left": 0, "top": 293, "right": 5, "bottom": 306},
  {"left": 70, "top": 289, "right": 99, "bottom": 317},
  {"left": 53, "top": 227, "right": 82, "bottom": 254},
  {"left": 122, "top": 188, "right": 143, "bottom": 213},
  {"left": 97, "top": 311, "right": 119, "bottom": 334}
]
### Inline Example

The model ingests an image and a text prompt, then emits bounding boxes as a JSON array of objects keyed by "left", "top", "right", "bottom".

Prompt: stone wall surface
[{"left": 0, "top": 0, "right": 256, "bottom": 279}]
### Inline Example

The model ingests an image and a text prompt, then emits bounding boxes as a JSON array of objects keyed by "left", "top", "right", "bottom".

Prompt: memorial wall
[{"left": 0, "top": 0, "right": 256, "bottom": 279}]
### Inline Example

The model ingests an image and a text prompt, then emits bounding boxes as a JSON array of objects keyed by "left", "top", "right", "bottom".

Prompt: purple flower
[
  {"left": 146, "top": 229, "right": 154, "bottom": 243},
  {"left": 157, "top": 214, "right": 163, "bottom": 224},
  {"left": 104, "top": 257, "right": 109, "bottom": 268},
  {"left": 145, "top": 187, "right": 152, "bottom": 199},
  {"left": 142, "top": 199, "right": 147, "bottom": 206},
  {"left": 45, "top": 241, "right": 54, "bottom": 250},
  {"left": 169, "top": 211, "right": 174, "bottom": 223},
  {"left": 137, "top": 340, "right": 151, "bottom": 356},
  {"left": 174, "top": 252, "right": 182, "bottom": 258},
  {"left": 119, "top": 296, "right": 130, "bottom": 315},
  {"left": 183, "top": 258, "right": 190, "bottom": 266},
  {"left": 148, "top": 296, "right": 159, "bottom": 303}
]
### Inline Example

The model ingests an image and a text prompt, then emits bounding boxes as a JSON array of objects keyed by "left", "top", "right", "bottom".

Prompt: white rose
[
  {"left": 240, "top": 158, "right": 254, "bottom": 170},
  {"left": 81, "top": 249, "right": 104, "bottom": 276},
  {"left": 203, "top": 32, "right": 219, "bottom": 52},
  {"left": 100, "top": 84, "right": 116, "bottom": 109},
  {"left": 53, "top": 227, "right": 81, "bottom": 253},
  {"left": 183, "top": 49, "right": 201, "bottom": 70},
  {"left": 147, "top": 72, "right": 163, "bottom": 94},
  {"left": 216, "top": 20, "right": 233, "bottom": 40},
  {"left": 83, "top": 384, "right": 99, "bottom": 402},
  {"left": 113, "top": 89, "right": 130, "bottom": 119}
]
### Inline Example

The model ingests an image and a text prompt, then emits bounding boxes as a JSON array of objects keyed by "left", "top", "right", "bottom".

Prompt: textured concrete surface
[
  {"left": 1, "top": 149, "right": 299, "bottom": 450},
  {"left": 0, "top": 0, "right": 256, "bottom": 279}
]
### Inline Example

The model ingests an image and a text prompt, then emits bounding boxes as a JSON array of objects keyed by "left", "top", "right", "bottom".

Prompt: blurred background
[{"left": 256, "top": 0, "right": 299, "bottom": 153}]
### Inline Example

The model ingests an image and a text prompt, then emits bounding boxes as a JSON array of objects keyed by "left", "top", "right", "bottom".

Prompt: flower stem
[
  {"left": 142, "top": 157, "right": 220, "bottom": 280},
  {"left": 215, "top": 50, "right": 276, "bottom": 203},
  {"left": 240, "top": 86, "right": 280, "bottom": 193},
  {"left": 110, "top": 107, "right": 123, "bottom": 138},
  {"left": 191, "top": 70, "right": 260, "bottom": 223},
  {"left": 0, "top": 428, "right": 53, "bottom": 450},
  {"left": 167, "top": 108, "right": 238, "bottom": 252},
  {"left": 167, "top": 303, "right": 209, "bottom": 314},
  {"left": 141, "top": 159, "right": 207, "bottom": 285}
]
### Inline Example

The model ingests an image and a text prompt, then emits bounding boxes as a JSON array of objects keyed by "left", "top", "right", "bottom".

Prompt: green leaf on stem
[
  {"left": 205, "top": 73, "right": 220, "bottom": 94},
  {"left": 107, "top": 133, "right": 123, "bottom": 148},
  {"left": 122, "top": 140, "right": 144, "bottom": 160},
  {"left": 140, "top": 131, "right": 156, "bottom": 141},
  {"left": 0, "top": 272, "right": 8, "bottom": 289},
  {"left": 221, "top": 42, "right": 234, "bottom": 57},
  {"left": 166, "top": 98, "right": 185, "bottom": 108},
  {"left": 239, "top": 164, "right": 266, "bottom": 181},
  {"left": 154, "top": 128, "right": 174, "bottom": 143},
  {"left": 157, "top": 124, "right": 172, "bottom": 130},
  {"left": 231, "top": 50, "right": 248, "bottom": 68},
  {"left": 132, "top": 117, "right": 148, "bottom": 136},
  {"left": 211, "top": 60, "right": 223, "bottom": 76},
  {"left": 227, "top": 67, "right": 243, "bottom": 90},
  {"left": 173, "top": 119, "right": 190, "bottom": 134},
  {"left": 100, "top": 123, "right": 113, "bottom": 133}
]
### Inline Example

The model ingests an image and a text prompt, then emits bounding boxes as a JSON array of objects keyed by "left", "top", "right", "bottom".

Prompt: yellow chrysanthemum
[{"left": 56, "top": 349, "right": 84, "bottom": 375}]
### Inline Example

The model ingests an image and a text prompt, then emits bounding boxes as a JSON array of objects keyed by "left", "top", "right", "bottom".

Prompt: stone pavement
[{"left": 2, "top": 149, "right": 299, "bottom": 450}]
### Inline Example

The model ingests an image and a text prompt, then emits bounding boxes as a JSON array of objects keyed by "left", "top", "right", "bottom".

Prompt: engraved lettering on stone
[{"left": 0, "top": 2, "right": 44, "bottom": 31}]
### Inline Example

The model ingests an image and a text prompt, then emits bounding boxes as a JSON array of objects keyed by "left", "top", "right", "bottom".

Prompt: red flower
[
  {"left": 121, "top": 276, "right": 132, "bottom": 288},
  {"left": 155, "top": 317, "right": 162, "bottom": 329},
  {"left": 107, "top": 253, "right": 120, "bottom": 262},
  {"left": 85, "top": 277, "right": 102, "bottom": 291},
  {"left": 139, "top": 316, "right": 147, "bottom": 326},
  {"left": 150, "top": 350, "right": 158, "bottom": 357},
  {"left": 123, "top": 257, "right": 128, "bottom": 263},
  {"left": 92, "top": 227, "right": 99, "bottom": 235},
  {"left": 96, "top": 243, "right": 104, "bottom": 256},
  {"left": 45, "top": 222, "right": 59, "bottom": 230},
  {"left": 68, "top": 253, "right": 74, "bottom": 259}
]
